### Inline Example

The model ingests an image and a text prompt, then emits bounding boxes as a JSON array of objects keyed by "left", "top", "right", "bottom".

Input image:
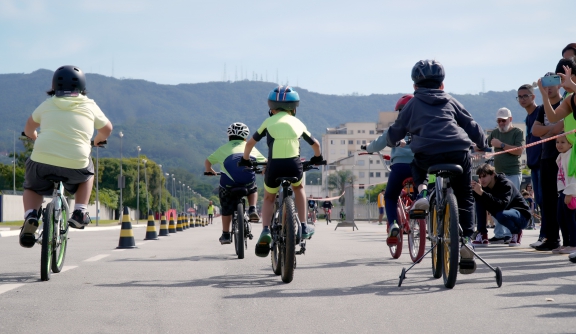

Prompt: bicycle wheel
[
  {"left": 408, "top": 218, "right": 426, "bottom": 263},
  {"left": 429, "top": 196, "right": 442, "bottom": 279},
  {"left": 442, "top": 193, "right": 459, "bottom": 289},
  {"left": 40, "top": 203, "right": 54, "bottom": 281},
  {"left": 270, "top": 203, "right": 282, "bottom": 275},
  {"left": 51, "top": 201, "right": 69, "bottom": 273},
  {"left": 235, "top": 203, "right": 245, "bottom": 259},
  {"left": 280, "top": 197, "right": 297, "bottom": 283},
  {"left": 389, "top": 201, "right": 404, "bottom": 259}
]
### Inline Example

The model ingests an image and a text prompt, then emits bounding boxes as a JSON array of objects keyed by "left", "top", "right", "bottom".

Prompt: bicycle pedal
[
  {"left": 409, "top": 209, "right": 427, "bottom": 219},
  {"left": 386, "top": 237, "right": 399, "bottom": 246}
]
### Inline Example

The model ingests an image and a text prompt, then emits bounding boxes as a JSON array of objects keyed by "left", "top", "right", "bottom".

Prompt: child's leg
[
  {"left": 23, "top": 189, "right": 44, "bottom": 213},
  {"left": 292, "top": 183, "right": 306, "bottom": 224},
  {"left": 261, "top": 190, "right": 276, "bottom": 227},
  {"left": 73, "top": 176, "right": 94, "bottom": 206},
  {"left": 247, "top": 191, "right": 257, "bottom": 206},
  {"left": 557, "top": 193, "right": 570, "bottom": 246},
  {"left": 222, "top": 215, "right": 232, "bottom": 232}
]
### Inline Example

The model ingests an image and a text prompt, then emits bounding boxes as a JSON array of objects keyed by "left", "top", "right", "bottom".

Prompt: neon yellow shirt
[
  {"left": 31, "top": 95, "right": 109, "bottom": 169},
  {"left": 252, "top": 112, "right": 315, "bottom": 159},
  {"left": 207, "top": 205, "right": 214, "bottom": 214}
]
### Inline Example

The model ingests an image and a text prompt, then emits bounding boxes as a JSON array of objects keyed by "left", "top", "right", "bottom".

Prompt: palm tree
[{"left": 327, "top": 170, "right": 356, "bottom": 205}]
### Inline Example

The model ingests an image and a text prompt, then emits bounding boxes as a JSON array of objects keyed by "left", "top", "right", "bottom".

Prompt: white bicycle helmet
[{"left": 227, "top": 122, "right": 250, "bottom": 139}]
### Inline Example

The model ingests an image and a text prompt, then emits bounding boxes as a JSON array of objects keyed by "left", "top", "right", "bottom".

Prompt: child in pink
[{"left": 556, "top": 135, "right": 576, "bottom": 254}]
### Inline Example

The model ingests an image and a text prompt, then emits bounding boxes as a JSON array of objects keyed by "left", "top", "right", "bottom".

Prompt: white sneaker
[
  {"left": 413, "top": 197, "right": 429, "bottom": 212},
  {"left": 530, "top": 237, "right": 546, "bottom": 249},
  {"left": 459, "top": 237, "right": 477, "bottom": 275}
]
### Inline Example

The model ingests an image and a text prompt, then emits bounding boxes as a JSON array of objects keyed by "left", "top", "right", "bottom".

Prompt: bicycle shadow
[
  {"left": 110, "top": 254, "right": 243, "bottom": 262},
  {"left": 501, "top": 302, "right": 576, "bottom": 319},
  {"left": 0, "top": 272, "right": 43, "bottom": 283}
]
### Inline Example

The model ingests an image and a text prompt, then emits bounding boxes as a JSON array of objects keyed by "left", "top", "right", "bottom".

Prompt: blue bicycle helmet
[
  {"left": 267, "top": 86, "right": 300, "bottom": 113},
  {"left": 411, "top": 59, "right": 445, "bottom": 86}
]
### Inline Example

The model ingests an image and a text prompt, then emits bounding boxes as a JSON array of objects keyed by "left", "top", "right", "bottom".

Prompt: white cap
[{"left": 496, "top": 107, "right": 512, "bottom": 119}]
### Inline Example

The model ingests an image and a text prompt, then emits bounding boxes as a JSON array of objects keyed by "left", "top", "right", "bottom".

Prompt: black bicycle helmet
[
  {"left": 411, "top": 59, "right": 445, "bottom": 85},
  {"left": 52, "top": 65, "right": 86, "bottom": 97}
]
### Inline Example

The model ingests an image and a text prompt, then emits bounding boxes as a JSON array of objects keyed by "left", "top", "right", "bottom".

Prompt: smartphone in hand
[{"left": 542, "top": 75, "right": 561, "bottom": 87}]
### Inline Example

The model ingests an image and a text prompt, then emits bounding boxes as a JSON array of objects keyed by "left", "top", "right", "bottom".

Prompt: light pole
[
  {"left": 119, "top": 131, "right": 124, "bottom": 217},
  {"left": 182, "top": 183, "right": 185, "bottom": 212},
  {"left": 12, "top": 130, "right": 16, "bottom": 194},
  {"left": 187, "top": 186, "right": 191, "bottom": 213},
  {"left": 136, "top": 146, "right": 141, "bottom": 221},
  {"left": 178, "top": 181, "right": 182, "bottom": 212},
  {"left": 317, "top": 177, "right": 320, "bottom": 198},
  {"left": 142, "top": 159, "right": 149, "bottom": 214},
  {"left": 171, "top": 175, "right": 175, "bottom": 210},
  {"left": 158, "top": 165, "right": 163, "bottom": 213}
]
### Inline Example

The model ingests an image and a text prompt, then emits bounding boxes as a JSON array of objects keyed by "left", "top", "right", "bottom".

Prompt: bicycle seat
[
  {"left": 230, "top": 187, "right": 249, "bottom": 197},
  {"left": 44, "top": 174, "right": 68, "bottom": 183},
  {"left": 276, "top": 177, "right": 299, "bottom": 184},
  {"left": 427, "top": 164, "right": 462, "bottom": 175}
]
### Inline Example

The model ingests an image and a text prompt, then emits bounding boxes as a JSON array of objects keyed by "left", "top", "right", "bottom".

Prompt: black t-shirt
[
  {"left": 322, "top": 201, "right": 333, "bottom": 209},
  {"left": 525, "top": 108, "right": 542, "bottom": 169},
  {"left": 307, "top": 200, "right": 316, "bottom": 208},
  {"left": 535, "top": 100, "right": 562, "bottom": 160}
]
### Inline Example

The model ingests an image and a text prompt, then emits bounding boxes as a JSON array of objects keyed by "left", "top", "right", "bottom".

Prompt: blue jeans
[
  {"left": 494, "top": 174, "right": 521, "bottom": 238},
  {"left": 384, "top": 163, "right": 413, "bottom": 226},
  {"left": 493, "top": 209, "right": 528, "bottom": 234}
]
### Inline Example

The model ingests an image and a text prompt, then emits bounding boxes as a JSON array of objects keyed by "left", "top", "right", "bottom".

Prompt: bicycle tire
[
  {"left": 442, "top": 193, "right": 459, "bottom": 289},
  {"left": 40, "top": 203, "right": 54, "bottom": 281},
  {"left": 280, "top": 197, "right": 297, "bottom": 283},
  {"left": 429, "top": 196, "right": 442, "bottom": 279},
  {"left": 51, "top": 201, "right": 68, "bottom": 273},
  {"left": 235, "top": 203, "right": 245, "bottom": 259},
  {"left": 389, "top": 201, "right": 404, "bottom": 259},
  {"left": 408, "top": 218, "right": 426, "bottom": 263}
]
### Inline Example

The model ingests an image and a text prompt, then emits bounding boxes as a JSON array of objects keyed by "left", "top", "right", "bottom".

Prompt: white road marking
[
  {"left": 112, "top": 249, "right": 126, "bottom": 252},
  {"left": 0, "top": 284, "right": 25, "bottom": 295},
  {"left": 60, "top": 266, "right": 78, "bottom": 272},
  {"left": 84, "top": 254, "right": 110, "bottom": 262}
]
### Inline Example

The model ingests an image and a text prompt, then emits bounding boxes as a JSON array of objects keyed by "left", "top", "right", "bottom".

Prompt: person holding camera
[
  {"left": 472, "top": 164, "right": 530, "bottom": 247},
  {"left": 532, "top": 72, "right": 564, "bottom": 250}
]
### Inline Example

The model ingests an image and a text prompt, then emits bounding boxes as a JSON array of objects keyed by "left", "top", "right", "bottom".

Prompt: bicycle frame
[{"left": 37, "top": 181, "right": 69, "bottom": 245}]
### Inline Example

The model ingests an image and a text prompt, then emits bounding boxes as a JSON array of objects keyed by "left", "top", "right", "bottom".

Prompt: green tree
[
  {"left": 327, "top": 170, "right": 356, "bottom": 205},
  {"left": 364, "top": 183, "right": 386, "bottom": 203}
]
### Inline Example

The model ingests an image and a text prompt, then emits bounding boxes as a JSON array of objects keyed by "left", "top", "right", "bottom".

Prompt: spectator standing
[
  {"left": 485, "top": 107, "right": 524, "bottom": 243},
  {"left": 554, "top": 135, "right": 576, "bottom": 254},
  {"left": 377, "top": 188, "right": 385, "bottom": 225},
  {"left": 533, "top": 72, "right": 564, "bottom": 250}
]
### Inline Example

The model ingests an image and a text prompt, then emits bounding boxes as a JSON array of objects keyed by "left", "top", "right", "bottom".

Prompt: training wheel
[
  {"left": 398, "top": 268, "right": 407, "bottom": 287},
  {"left": 495, "top": 267, "right": 502, "bottom": 288}
]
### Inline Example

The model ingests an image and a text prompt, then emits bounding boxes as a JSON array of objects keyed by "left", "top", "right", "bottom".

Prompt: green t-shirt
[
  {"left": 207, "top": 205, "right": 214, "bottom": 214},
  {"left": 488, "top": 127, "right": 524, "bottom": 175}
]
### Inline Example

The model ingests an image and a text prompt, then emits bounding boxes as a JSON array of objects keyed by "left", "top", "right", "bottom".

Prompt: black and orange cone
[
  {"left": 159, "top": 211, "right": 169, "bottom": 236},
  {"left": 117, "top": 206, "right": 137, "bottom": 249},
  {"left": 183, "top": 213, "right": 188, "bottom": 229},
  {"left": 144, "top": 209, "right": 159, "bottom": 240},
  {"left": 168, "top": 212, "right": 177, "bottom": 233}
]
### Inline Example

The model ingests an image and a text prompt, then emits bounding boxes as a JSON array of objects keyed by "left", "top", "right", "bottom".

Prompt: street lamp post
[
  {"left": 178, "top": 181, "right": 182, "bottom": 212},
  {"left": 142, "top": 159, "right": 149, "bottom": 214},
  {"left": 158, "top": 165, "right": 163, "bottom": 214},
  {"left": 136, "top": 146, "right": 141, "bottom": 222},
  {"left": 317, "top": 177, "right": 320, "bottom": 197},
  {"left": 119, "top": 131, "right": 124, "bottom": 218},
  {"left": 12, "top": 130, "right": 16, "bottom": 194},
  {"left": 171, "top": 175, "right": 175, "bottom": 210},
  {"left": 182, "top": 183, "right": 185, "bottom": 212}
]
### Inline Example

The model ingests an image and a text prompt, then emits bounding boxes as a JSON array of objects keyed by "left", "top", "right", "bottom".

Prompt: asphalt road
[{"left": 1, "top": 218, "right": 575, "bottom": 333}]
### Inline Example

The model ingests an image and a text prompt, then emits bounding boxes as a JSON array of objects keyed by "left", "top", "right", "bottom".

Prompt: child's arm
[
  {"left": 204, "top": 159, "right": 216, "bottom": 174},
  {"left": 311, "top": 139, "right": 321, "bottom": 157},
  {"left": 24, "top": 116, "right": 40, "bottom": 140},
  {"left": 93, "top": 121, "right": 113, "bottom": 146},
  {"left": 243, "top": 138, "right": 258, "bottom": 161}
]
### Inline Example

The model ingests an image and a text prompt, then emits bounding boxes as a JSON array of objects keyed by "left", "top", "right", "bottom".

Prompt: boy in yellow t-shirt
[
  {"left": 20, "top": 65, "right": 112, "bottom": 248},
  {"left": 377, "top": 189, "right": 385, "bottom": 225}
]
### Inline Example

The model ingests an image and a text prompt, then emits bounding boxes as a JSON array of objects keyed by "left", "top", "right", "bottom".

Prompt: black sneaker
[
  {"left": 248, "top": 206, "right": 260, "bottom": 222},
  {"left": 488, "top": 236, "right": 509, "bottom": 244},
  {"left": 68, "top": 210, "right": 90, "bottom": 229},
  {"left": 534, "top": 240, "right": 561, "bottom": 251},
  {"left": 19, "top": 210, "right": 39, "bottom": 248},
  {"left": 219, "top": 232, "right": 232, "bottom": 245}
]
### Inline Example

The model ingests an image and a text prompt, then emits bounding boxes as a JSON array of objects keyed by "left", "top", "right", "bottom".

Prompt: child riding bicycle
[
  {"left": 307, "top": 195, "right": 318, "bottom": 223},
  {"left": 240, "top": 85, "right": 323, "bottom": 257},
  {"left": 205, "top": 122, "right": 267, "bottom": 244},
  {"left": 322, "top": 196, "right": 333, "bottom": 222},
  {"left": 364, "top": 94, "right": 415, "bottom": 244},
  {"left": 386, "top": 59, "right": 487, "bottom": 273},
  {"left": 20, "top": 65, "right": 113, "bottom": 248}
]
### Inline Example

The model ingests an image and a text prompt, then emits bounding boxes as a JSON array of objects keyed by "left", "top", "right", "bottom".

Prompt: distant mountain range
[{"left": 0, "top": 69, "right": 534, "bottom": 172}]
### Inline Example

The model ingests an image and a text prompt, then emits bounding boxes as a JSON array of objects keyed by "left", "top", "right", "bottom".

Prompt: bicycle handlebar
[{"left": 21, "top": 131, "right": 107, "bottom": 148}]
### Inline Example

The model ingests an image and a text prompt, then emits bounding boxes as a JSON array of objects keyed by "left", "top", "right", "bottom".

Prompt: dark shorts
[
  {"left": 264, "top": 158, "right": 303, "bottom": 194},
  {"left": 24, "top": 158, "right": 94, "bottom": 196},
  {"left": 378, "top": 207, "right": 385, "bottom": 215},
  {"left": 219, "top": 185, "right": 257, "bottom": 216}
]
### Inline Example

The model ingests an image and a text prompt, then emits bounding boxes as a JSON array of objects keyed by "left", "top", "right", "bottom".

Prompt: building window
[
  {"left": 376, "top": 160, "right": 380, "bottom": 164},
  {"left": 329, "top": 165, "right": 337, "bottom": 170},
  {"left": 357, "top": 160, "right": 365, "bottom": 166},
  {"left": 356, "top": 140, "right": 361, "bottom": 144},
  {"left": 359, "top": 172, "right": 365, "bottom": 178},
  {"left": 348, "top": 140, "right": 353, "bottom": 144},
  {"left": 369, "top": 130, "right": 375, "bottom": 134},
  {"left": 369, "top": 172, "right": 374, "bottom": 178},
  {"left": 330, "top": 140, "right": 334, "bottom": 145},
  {"left": 376, "top": 172, "right": 381, "bottom": 177},
  {"left": 348, "top": 151, "right": 353, "bottom": 156},
  {"left": 362, "top": 140, "right": 366, "bottom": 144},
  {"left": 359, "top": 184, "right": 365, "bottom": 190},
  {"left": 385, "top": 172, "right": 390, "bottom": 177},
  {"left": 357, "top": 130, "right": 361, "bottom": 134},
  {"left": 340, "top": 149, "right": 346, "bottom": 154},
  {"left": 330, "top": 149, "right": 336, "bottom": 155},
  {"left": 362, "top": 130, "right": 366, "bottom": 133},
  {"left": 341, "top": 140, "right": 346, "bottom": 145},
  {"left": 349, "top": 130, "right": 353, "bottom": 134},
  {"left": 369, "top": 159, "right": 373, "bottom": 164}
]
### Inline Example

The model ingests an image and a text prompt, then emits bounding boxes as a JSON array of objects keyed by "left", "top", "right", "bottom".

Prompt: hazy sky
[{"left": 0, "top": 0, "right": 572, "bottom": 96}]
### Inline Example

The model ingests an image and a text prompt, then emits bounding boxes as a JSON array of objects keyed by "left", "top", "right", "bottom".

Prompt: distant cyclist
[
  {"left": 364, "top": 94, "right": 414, "bottom": 244},
  {"left": 240, "top": 86, "right": 323, "bottom": 257},
  {"left": 307, "top": 195, "right": 318, "bottom": 223},
  {"left": 205, "top": 122, "right": 267, "bottom": 244},
  {"left": 20, "top": 65, "right": 113, "bottom": 248},
  {"left": 207, "top": 201, "right": 214, "bottom": 225},
  {"left": 322, "top": 196, "right": 333, "bottom": 223}
]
